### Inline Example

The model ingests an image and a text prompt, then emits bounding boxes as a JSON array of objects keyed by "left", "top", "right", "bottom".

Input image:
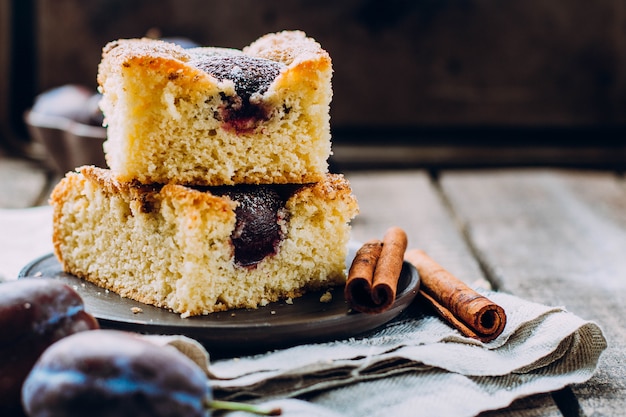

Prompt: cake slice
[
  {"left": 97, "top": 31, "right": 333, "bottom": 186},
  {"left": 50, "top": 166, "right": 359, "bottom": 317}
]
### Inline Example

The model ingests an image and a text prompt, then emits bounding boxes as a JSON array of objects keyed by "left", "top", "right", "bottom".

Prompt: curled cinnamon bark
[
  {"left": 345, "top": 227, "right": 408, "bottom": 314},
  {"left": 404, "top": 249, "right": 507, "bottom": 342}
]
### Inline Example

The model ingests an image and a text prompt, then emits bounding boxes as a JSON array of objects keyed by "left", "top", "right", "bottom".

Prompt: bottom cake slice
[{"left": 50, "top": 166, "right": 359, "bottom": 317}]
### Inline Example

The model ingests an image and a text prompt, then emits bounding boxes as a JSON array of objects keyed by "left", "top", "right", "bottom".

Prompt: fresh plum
[{"left": 0, "top": 279, "right": 99, "bottom": 413}]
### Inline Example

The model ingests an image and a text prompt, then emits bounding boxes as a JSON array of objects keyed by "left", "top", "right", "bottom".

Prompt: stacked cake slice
[
  {"left": 50, "top": 31, "right": 359, "bottom": 317},
  {"left": 98, "top": 31, "right": 333, "bottom": 186}
]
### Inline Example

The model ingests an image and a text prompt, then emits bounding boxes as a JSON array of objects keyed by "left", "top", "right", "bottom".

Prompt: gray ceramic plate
[{"left": 19, "top": 245, "right": 419, "bottom": 356}]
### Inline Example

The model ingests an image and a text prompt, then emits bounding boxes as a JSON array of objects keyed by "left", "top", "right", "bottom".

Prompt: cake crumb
[
  {"left": 319, "top": 290, "right": 332, "bottom": 303},
  {"left": 285, "top": 297, "right": 293, "bottom": 305},
  {"left": 131, "top": 307, "right": 143, "bottom": 314}
]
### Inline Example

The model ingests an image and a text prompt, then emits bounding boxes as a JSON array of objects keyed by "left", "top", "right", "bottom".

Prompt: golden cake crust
[
  {"left": 98, "top": 30, "right": 331, "bottom": 89},
  {"left": 244, "top": 30, "right": 331, "bottom": 68}
]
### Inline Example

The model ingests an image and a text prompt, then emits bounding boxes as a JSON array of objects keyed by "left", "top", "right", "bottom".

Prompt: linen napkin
[{"left": 200, "top": 290, "right": 606, "bottom": 417}]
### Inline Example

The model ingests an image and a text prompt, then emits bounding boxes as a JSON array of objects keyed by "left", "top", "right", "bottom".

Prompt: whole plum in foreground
[
  {"left": 22, "top": 330, "right": 281, "bottom": 417},
  {"left": 0, "top": 279, "right": 99, "bottom": 414},
  {"left": 22, "top": 330, "right": 209, "bottom": 417}
]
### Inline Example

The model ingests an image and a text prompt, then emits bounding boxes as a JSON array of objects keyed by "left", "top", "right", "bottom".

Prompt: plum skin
[
  {"left": 0, "top": 279, "right": 99, "bottom": 414},
  {"left": 21, "top": 330, "right": 210, "bottom": 417}
]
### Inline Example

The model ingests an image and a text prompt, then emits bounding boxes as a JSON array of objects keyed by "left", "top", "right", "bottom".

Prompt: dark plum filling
[
  {"left": 213, "top": 185, "right": 289, "bottom": 267},
  {"left": 190, "top": 55, "right": 285, "bottom": 133},
  {"left": 130, "top": 181, "right": 294, "bottom": 267}
]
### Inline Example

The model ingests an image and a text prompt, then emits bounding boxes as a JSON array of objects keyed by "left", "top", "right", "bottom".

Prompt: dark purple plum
[
  {"left": 22, "top": 330, "right": 209, "bottom": 417},
  {"left": 22, "top": 330, "right": 281, "bottom": 417},
  {"left": 0, "top": 279, "right": 99, "bottom": 413}
]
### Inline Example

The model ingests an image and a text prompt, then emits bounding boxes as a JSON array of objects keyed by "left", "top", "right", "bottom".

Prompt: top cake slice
[{"left": 97, "top": 31, "right": 333, "bottom": 186}]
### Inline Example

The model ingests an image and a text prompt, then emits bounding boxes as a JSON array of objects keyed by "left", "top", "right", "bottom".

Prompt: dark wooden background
[
  {"left": 1, "top": 3, "right": 625, "bottom": 414},
  {"left": 2, "top": 0, "right": 626, "bottom": 167}
]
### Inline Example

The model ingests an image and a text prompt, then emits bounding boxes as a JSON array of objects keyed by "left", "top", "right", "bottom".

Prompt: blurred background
[{"left": 2, "top": 0, "right": 626, "bottom": 171}]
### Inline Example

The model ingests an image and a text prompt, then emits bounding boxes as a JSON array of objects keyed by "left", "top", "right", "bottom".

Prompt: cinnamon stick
[
  {"left": 405, "top": 249, "right": 507, "bottom": 342},
  {"left": 345, "top": 227, "right": 408, "bottom": 314}
]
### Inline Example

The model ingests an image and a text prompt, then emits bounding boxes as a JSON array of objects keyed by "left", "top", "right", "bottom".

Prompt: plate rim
[{"left": 19, "top": 251, "right": 420, "bottom": 353}]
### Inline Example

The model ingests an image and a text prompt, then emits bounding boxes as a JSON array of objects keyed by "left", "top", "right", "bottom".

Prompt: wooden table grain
[
  {"left": 348, "top": 168, "right": 626, "bottom": 417},
  {"left": 1, "top": 154, "right": 624, "bottom": 416}
]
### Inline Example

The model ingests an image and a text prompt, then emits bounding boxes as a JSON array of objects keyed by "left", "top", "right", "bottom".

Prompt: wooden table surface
[{"left": 1, "top": 154, "right": 624, "bottom": 416}]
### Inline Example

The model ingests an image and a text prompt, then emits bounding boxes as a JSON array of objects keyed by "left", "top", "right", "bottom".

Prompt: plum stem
[{"left": 206, "top": 399, "right": 282, "bottom": 415}]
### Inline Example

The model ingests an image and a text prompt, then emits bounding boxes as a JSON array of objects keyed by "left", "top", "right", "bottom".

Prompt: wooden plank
[
  {"left": 346, "top": 170, "right": 561, "bottom": 417},
  {"left": 439, "top": 168, "right": 626, "bottom": 416},
  {"left": 0, "top": 156, "right": 49, "bottom": 208},
  {"left": 345, "top": 170, "right": 562, "bottom": 417},
  {"left": 333, "top": 143, "right": 626, "bottom": 171},
  {"left": 30, "top": 0, "right": 626, "bottom": 128},
  {"left": 345, "top": 170, "right": 485, "bottom": 286}
]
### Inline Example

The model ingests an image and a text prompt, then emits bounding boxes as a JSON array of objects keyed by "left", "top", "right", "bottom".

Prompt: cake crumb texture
[{"left": 50, "top": 167, "right": 359, "bottom": 317}]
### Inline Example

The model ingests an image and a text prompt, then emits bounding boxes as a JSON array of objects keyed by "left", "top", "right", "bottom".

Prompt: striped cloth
[{"left": 201, "top": 290, "right": 606, "bottom": 417}]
